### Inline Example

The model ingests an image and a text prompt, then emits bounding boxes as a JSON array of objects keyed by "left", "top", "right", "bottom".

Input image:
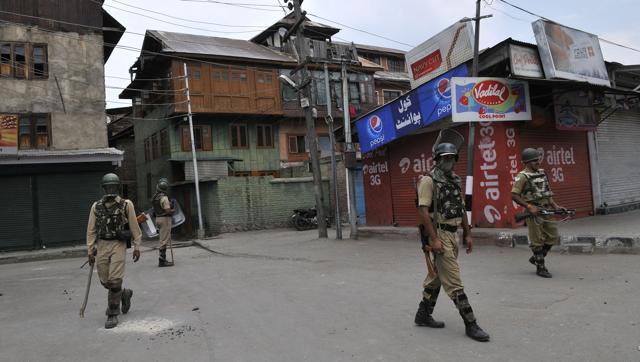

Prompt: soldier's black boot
[
  {"left": 121, "top": 288, "right": 133, "bottom": 314},
  {"left": 414, "top": 300, "right": 445, "bottom": 328},
  {"left": 533, "top": 251, "right": 552, "bottom": 278},
  {"left": 105, "top": 304, "right": 120, "bottom": 329},
  {"left": 158, "top": 248, "right": 174, "bottom": 267},
  {"left": 453, "top": 291, "right": 490, "bottom": 342}
]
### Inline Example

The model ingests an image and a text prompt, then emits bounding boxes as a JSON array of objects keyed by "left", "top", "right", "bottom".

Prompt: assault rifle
[{"left": 515, "top": 208, "right": 576, "bottom": 223}]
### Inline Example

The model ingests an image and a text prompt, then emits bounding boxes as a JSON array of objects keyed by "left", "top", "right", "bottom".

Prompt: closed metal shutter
[
  {"left": 388, "top": 127, "right": 469, "bottom": 226},
  {"left": 0, "top": 176, "right": 34, "bottom": 250},
  {"left": 38, "top": 172, "right": 103, "bottom": 246},
  {"left": 519, "top": 122, "right": 593, "bottom": 217},
  {"left": 595, "top": 110, "right": 640, "bottom": 208}
]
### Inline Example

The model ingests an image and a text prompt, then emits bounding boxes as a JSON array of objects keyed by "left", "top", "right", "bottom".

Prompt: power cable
[
  {"left": 497, "top": 0, "right": 640, "bottom": 54},
  {"left": 179, "top": 0, "right": 285, "bottom": 12},
  {"left": 306, "top": 13, "right": 414, "bottom": 48},
  {"left": 110, "top": 0, "right": 268, "bottom": 28},
  {"left": 99, "top": 2, "right": 263, "bottom": 34}
]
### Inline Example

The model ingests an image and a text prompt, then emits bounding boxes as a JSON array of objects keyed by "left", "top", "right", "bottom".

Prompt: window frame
[
  {"left": 17, "top": 113, "right": 51, "bottom": 150},
  {"left": 287, "top": 134, "right": 306, "bottom": 154},
  {"left": 230, "top": 123, "right": 249, "bottom": 149},
  {"left": 256, "top": 124, "right": 274, "bottom": 148},
  {"left": 382, "top": 89, "right": 402, "bottom": 103},
  {"left": 0, "top": 42, "right": 48, "bottom": 80}
]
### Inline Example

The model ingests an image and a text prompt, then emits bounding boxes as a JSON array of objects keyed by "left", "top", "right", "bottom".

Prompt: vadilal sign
[
  {"left": 532, "top": 19, "right": 610, "bottom": 87},
  {"left": 451, "top": 77, "right": 531, "bottom": 122},
  {"left": 0, "top": 114, "right": 18, "bottom": 155},
  {"left": 405, "top": 21, "right": 474, "bottom": 89}
]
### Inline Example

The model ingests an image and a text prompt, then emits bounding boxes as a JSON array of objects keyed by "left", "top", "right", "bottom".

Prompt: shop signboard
[
  {"left": 532, "top": 19, "right": 610, "bottom": 86},
  {"left": 405, "top": 21, "right": 474, "bottom": 88},
  {"left": 554, "top": 90, "right": 597, "bottom": 130},
  {"left": 509, "top": 44, "right": 544, "bottom": 78},
  {"left": 356, "top": 65, "right": 468, "bottom": 153},
  {"left": 0, "top": 114, "right": 18, "bottom": 155},
  {"left": 451, "top": 77, "right": 531, "bottom": 122}
]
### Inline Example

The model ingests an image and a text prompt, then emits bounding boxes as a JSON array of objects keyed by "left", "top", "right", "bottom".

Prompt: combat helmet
[
  {"left": 101, "top": 173, "right": 120, "bottom": 197},
  {"left": 521, "top": 148, "right": 542, "bottom": 163},
  {"left": 433, "top": 142, "right": 459, "bottom": 161}
]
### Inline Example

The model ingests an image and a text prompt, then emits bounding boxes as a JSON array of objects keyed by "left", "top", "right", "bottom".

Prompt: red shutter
[
  {"left": 181, "top": 126, "right": 191, "bottom": 151},
  {"left": 518, "top": 120, "right": 593, "bottom": 217},
  {"left": 387, "top": 126, "right": 469, "bottom": 226},
  {"left": 202, "top": 125, "right": 212, "bottom": 151},
  {"left": 362, "top": 148, "right": 393, "bottom": 225}
]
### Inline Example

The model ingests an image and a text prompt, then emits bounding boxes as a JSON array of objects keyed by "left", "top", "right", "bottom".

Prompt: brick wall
[{"left": 201, "top": 176, "right": 330, "bottom": 234}]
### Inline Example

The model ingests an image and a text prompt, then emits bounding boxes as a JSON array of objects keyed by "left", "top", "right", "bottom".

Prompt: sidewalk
[
  {"left": 359, "top": 209, "right": 640, "bottom": 254},
  {"left": 1, "top": 210, "right": 638, "bottom": 265}
]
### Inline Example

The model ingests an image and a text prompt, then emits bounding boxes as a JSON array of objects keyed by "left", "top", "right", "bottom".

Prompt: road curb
[{"left": 358, "top": 227, "right": 640, "bottom": 254}]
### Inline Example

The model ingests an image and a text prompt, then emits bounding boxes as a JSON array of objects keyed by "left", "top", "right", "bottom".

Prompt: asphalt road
[{"left": 0, "top": 229, "right": 638, "bottom": 362}]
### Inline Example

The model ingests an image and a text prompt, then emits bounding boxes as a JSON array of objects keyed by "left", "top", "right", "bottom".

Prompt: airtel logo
[{"left": 472, "top": 80, "right": 508, "bottom": 106}]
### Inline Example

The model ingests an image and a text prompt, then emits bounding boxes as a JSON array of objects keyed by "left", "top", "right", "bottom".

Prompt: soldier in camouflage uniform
[
  {"left": 511, "top": 148, "right": 565, "bottom": 278},
  {"left": 86, "top": 173, "right": 142, "bottom": 329},
  {"left": 151, "top": 177, "right": 174, "bottom": 267},
  {"left": 414, "top": 142, "right": 490, "bottom": 342}
]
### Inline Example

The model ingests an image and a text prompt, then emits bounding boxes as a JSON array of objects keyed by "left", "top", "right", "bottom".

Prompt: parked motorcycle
[{"left": 291, "top": 207, "right": 331, "bottom": 231}]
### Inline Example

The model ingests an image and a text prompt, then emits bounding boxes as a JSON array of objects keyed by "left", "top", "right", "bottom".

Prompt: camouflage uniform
[
  {"left": 512, "top": 168, "right": 559, "bottom": 274},
  {"left": 152, "top": 191, "right": 173, "bottom": 267},
  {"left": 414, "top": 164, "right": 489, "bottom": 342},
  {"left": 87, "top": 195, "right": 142, "bottom": 328}
]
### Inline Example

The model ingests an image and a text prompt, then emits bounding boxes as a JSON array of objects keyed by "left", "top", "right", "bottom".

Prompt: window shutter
[
  {"left": 181, "top": 126, "right": 191, "bottom": 151},
  {"left": 288, "top": 135, "right": 297, "bottom": 153},
  {"left": 202, "top": 125, "right": 212, "bottom": 151}
]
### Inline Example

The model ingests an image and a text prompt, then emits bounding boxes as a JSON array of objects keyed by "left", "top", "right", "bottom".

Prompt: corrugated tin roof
[
  {"left": 335, "top": 41, "right": 407, "bottom": 55},
  {"left": 374, "top": 71, "right": 411, "bottom": 82},
  {"left": 149, "top": 30, "right": 297, "bottom": 63}
]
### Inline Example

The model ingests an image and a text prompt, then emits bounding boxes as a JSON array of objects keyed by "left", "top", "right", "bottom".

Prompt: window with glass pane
[
  {"left": 256, "top": 125, "right": 273, "bottom": 147},
  {"left": 383, "top": 90, "right": 402, "bottom": 102},
  {"left": 193, "top": 127, "right": 202, "bottom": 150},
  {"left": 32, "top": 45, "right": 47, "bottom": 78},
  {"left": 0, "top": 44, "right": 11, "bottom": 77},
  {"left": 287, "top": 135, "right": 306, "bottom": 154},
  {"left": 231, "top": 124, "right": 248, "bottom": 148},
  {"left": 14, "top": 44, "right": 25, "bottom": 78},
  {"left": 315, "top": 78, "right": 326, "bottom": 105},
  {"left": 18, "top": 114, "right": 50, "bottom": 150},
  {"left": 349, "top": 82, "right": 360, "bottom": 103},
  {"left": 36, "top": 116, "right": 49, "bottom": 148},
  {"left": 318, "top": 136, "right": 331, "bottom": 157},
  {"left": 387, "top": 58, "right": 405, "bottom": 72}
]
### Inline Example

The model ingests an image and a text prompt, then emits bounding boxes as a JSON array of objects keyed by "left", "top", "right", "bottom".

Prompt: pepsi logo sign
[
  {"left": 472, "top": 80, "right": 508, "bottom": 106},
  {"left": 436, "top": 78, "right": 451, "bottom": 99},
  {"left": 368, "top": 115, "right": 383, "bottom": 134}
]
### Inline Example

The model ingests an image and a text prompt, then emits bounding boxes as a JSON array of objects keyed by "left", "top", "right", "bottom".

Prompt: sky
[{"left": 102, "top": 0, "right": 640, "bottom": 109}]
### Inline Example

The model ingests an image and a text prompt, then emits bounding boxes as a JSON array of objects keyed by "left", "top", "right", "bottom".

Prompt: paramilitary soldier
[
  {"left": 511, "top": 148, "right": 565, "bottom": 278},
  {"left": 86, "top": 173, "right": 142, "bottom": 329},
  {"left": 152, "top": 177, "right": 174, "bottom": 267},
  {"left": 414, "top": 142, "right": 490, "bottom": 342}
]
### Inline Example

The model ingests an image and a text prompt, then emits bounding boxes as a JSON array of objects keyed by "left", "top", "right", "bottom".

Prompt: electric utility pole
[
  {"left": 291, "top": 0, "right": 327, "bottom": 238},
  {"left": 463, "top": 0, "right": 492, "bottom": 226},
  {"left": 341, "top": 61, "right": 358, "bottom": 239},
  {"left": 183, "top": 63, "right": 205, "bottom": 239},
  {"left": 324, "top": 63, "right": 342, "bottom": 239}
]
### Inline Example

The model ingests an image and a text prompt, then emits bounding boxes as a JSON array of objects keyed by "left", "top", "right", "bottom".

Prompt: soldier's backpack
[{"left": 95, "top": 198, "right": 131, "bottom": 246}]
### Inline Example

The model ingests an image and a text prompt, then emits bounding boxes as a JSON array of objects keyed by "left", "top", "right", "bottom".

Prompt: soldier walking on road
[
  {"left": 152, "top": 178, "right": 174, "bottom": 267},
  {"left": 414, "top": 142, "right": 490, "bottom": 342},
  {"left": 512, "top": 148, "right": 565, "bottom": 278},
  {"left": 86, "top": 173, "right": 142, "bottom": 329}
]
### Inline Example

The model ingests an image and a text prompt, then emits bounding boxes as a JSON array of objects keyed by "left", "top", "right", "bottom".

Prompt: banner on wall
[
  {"left": 451, "top": 77, "right": 532, "bottom": 122},
  {"left": 0, "top": 114, "right": 18, "bottom": 155},
  {"left": 554, "top": 90, "right": 598, "bottom": 130},
  {"left": 356, "top": 64, "right": 468, "bottom": 153}
]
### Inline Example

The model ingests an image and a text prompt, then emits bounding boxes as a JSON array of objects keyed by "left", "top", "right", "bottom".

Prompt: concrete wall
[
  {"left": 0, "top": 25, "right": 107, "bottom": 149},
  {"left": 200, "top": 176, "right": 330, "bottom": 234}
]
